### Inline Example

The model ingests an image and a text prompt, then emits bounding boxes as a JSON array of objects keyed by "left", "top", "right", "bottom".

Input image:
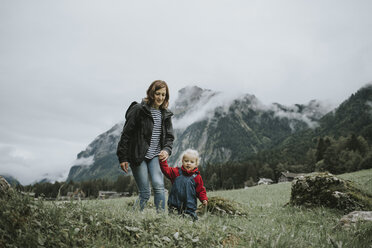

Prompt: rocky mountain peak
[{"left": 172, "top": 86, "right": 218, "bottom": 119}]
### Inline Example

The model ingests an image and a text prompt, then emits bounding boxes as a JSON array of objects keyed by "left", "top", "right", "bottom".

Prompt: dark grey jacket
[{"left": 116, "top": 101, "right": 174, "bottom": 166}]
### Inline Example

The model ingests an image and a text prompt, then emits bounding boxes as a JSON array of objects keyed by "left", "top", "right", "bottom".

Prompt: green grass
[
  {"left": 1, "top": 169, "right": 372, "bottom": 247},
  {"left": 339, "top": 169, "right": 372, "bottom": 195}
]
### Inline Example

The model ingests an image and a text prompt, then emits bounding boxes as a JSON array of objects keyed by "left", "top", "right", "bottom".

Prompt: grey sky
[{"left": 1, "top": 0, "right": 371, "bottom": 184}]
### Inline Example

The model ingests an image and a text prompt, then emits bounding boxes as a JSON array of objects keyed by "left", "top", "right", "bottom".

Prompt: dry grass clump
[{"left": 197, "top": 196, "right": 247, "bottom": 216}]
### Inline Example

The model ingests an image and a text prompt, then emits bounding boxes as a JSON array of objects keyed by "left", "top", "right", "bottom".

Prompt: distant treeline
[
  {"left": 200, "top": 133, "right": 372, "bottom": 190},
  {"left": 17, "top": 175, "right": 139, "bottom": 199},
  {"left": 17, "top": 133, "right": 372, "bottom": 198}
]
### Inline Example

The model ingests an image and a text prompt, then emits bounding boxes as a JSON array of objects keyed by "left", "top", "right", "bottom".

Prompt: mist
[{"left": 1, "top": 0, "right": 371, "bottom": 184}]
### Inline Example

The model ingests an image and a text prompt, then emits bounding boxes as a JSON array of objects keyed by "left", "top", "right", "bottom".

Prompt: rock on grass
[
  {"left": 338, "top": 211, "right": 372, "bottom": 229},
  {"left": 290, "top": 172, "right": 372, "bottom": 213}
]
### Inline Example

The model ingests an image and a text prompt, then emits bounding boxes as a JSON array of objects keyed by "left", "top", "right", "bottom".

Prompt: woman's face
[{"left": 153, "top": 87, "right": 166, "bottom": 109}]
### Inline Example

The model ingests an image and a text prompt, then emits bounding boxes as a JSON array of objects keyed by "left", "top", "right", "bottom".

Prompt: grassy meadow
[{"left": 1, "top": 169, "right": 372, "bottom": 247}]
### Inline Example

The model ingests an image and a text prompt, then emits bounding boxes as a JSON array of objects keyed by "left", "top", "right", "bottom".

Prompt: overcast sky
[{"left": 1, "top": 0, "right": 371, "bottom": 184}]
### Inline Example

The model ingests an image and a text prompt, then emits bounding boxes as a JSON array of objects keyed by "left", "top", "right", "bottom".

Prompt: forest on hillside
[{"left": 16, "top": 133, "right": 372, "bottom": 199}]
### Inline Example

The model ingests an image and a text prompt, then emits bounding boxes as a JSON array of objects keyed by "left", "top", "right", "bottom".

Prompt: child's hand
[
  {"left": 202, "top": 200, "right": 208, "bottom": 206},
  {"left": 158, "top": 150, "right": 169, "bottom": 162}
]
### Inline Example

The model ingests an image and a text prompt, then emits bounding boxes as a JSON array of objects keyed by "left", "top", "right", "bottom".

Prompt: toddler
[{"left": 159, "top": 149, "right": 208, "bottom": 220}]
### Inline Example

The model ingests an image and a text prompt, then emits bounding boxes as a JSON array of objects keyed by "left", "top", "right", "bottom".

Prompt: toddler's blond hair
[{"left": 180, "top": 149, "right": 200, "bottom": 166}]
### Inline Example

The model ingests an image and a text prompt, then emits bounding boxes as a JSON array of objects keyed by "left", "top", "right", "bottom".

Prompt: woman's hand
[
  {"left": 120, "top": 162, "right": 129, "bottom": 173},
  {"left": 202, "top": 200, "right": 208, "bottom": 206},
  {"left": 158, "top": 150, "right": 169, "bottom": 162}
]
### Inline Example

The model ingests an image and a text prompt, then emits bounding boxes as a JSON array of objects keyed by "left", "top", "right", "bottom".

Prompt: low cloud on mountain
[
  {"left": 73, "top": 155, "right": 95, "bottom": 168},
  {"left": 172, "top": 86, "right": 333, "bottom": 131},
  {"left": 172, "top": 88, "right": 243, "bottom": 129}
]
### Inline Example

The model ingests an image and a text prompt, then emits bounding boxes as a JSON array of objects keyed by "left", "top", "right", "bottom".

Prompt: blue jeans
[{"left": 131, "top": 157, "right": 165, "bottom": 211}]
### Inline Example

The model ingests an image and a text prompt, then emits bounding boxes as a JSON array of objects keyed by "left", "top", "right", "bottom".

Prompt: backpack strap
[{"left": 125, "top": 101, "right": 139, "bottom": 120}]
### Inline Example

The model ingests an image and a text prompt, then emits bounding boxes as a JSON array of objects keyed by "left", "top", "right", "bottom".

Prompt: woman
[{"left": 117, "top": 80, "right": 174, "bottom": 211}]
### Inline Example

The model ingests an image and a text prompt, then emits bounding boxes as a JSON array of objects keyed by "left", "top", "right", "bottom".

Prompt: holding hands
[
  {"left": 158, "top": 150, "right": 169, "bottom": 162},
  {"left": 120, "top": 150, "right": 168, "bottom": 173}
]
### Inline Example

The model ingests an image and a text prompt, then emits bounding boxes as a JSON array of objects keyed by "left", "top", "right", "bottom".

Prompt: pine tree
[{"left": 315, "top": 138, "right": 325, "bottom": 162}]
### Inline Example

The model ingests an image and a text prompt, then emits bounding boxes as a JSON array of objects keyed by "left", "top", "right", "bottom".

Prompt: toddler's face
[{"left": 182, "top": 154, "right": 198, "bottom": 171}]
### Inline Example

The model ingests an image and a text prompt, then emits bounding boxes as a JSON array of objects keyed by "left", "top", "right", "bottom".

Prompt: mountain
[
  {"left": 317, "top": 84, "right": 372, "bottom": 142},
  {"left": 170, "top": 87, "right": 331, "bottom": 166},
  {"left": 66, "top": 85, "right": 331, "bottom": 182},
  {"left": 66, "top": 123, "right": 123, "bottom": 182},
  {"left": 1, "top": 175, "right": 21, "bottom": 186},
  {"left": 263, "top": 83, "right": 372, "bottom": 165}
]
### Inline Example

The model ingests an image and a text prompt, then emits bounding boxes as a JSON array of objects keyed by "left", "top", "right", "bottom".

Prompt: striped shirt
[{"left": 145, "top": 108, "right": 162, "bottom": 159}]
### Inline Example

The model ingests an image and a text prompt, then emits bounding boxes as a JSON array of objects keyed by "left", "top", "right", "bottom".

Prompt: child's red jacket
[{"left": 159, "top": 160, "right": 208, "bottom": 203}]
